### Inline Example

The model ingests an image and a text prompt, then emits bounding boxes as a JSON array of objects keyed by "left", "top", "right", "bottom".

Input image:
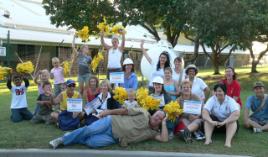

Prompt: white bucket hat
[
  {"left": 152, "top": 76, "right": 164, "bottom": 84},
  {"left": 123, "top": 58, "right": 134, "bottom": 65}
]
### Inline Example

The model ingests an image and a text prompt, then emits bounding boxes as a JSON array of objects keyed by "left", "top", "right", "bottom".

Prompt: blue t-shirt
[
  {"left": 245, "top": 95, "right": 268, "bottom": 121},
  {"left": 78, "top": 52, "right": 92, "bottom": 75},
  {"left": 120, "top": 72, "right": 138, "bottom": 90}
]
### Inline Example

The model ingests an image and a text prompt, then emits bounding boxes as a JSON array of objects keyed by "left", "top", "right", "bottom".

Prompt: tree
[
  {"left": 42, "top": 0, "right": 117, "bottom": 31},
  {"left": 240, "top": 0, "right": 268, "bottom": 73},
  {"left": 188, "top": 0, "right": 247, "bottom": 74},
  {"left": 42, "top": 0, "right": 193, "bottom": 47}
]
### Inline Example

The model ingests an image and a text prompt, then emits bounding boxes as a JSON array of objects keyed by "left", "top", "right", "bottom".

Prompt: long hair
[
  {"left": 225, "top": 66, "right": 237, "bottom": 80},
  {"left": 156, "top": 51, "right": 171, "bottom": 71}
]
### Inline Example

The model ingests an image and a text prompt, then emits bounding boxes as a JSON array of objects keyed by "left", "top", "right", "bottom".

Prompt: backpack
[{"left": 58, "top": 111, "right": 80, "bottom": 131}]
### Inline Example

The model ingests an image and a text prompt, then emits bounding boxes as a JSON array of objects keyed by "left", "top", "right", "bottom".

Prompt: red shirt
[
  {"left": 222, "top": 79, "right": 242, "bottom": 107},
  {"left": 86, "top": 88, "right": 100, "bottom": 102}
]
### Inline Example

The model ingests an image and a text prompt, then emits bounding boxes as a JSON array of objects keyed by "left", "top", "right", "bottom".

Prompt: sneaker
[
  {"left": 253, "top": 127, "right": 262, "bottom": 133},
  {"left": 49, "top": 137, "right": 63, "bottom": 149},
  {"left": 194, "top": 131, "right": 205, "bottom": 140},
  {"left": 181, "top": 128, "right": 193, "bottom": 143}
]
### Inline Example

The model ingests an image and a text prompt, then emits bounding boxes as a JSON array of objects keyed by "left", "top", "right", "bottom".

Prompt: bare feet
[
  {"left": 204, "top": 140, "right": 212, "bottom": 145},
  {"left": 224, "top": 143, "right": 231, "bottom": 148}
]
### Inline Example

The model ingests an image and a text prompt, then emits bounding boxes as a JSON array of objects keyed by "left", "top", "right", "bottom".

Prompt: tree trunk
[
  {"left": 251, "top": 60, "right": 259, "bottom": 73},
  {"left": 212, "top": 51, "right": 220, "bottom": 75}
]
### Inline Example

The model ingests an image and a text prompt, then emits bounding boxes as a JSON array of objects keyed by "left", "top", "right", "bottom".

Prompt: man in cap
[
  {"left": 244, "top": 81, "right": 268, "bottom": 133},
  {"left": 49, "top": 107, "right": 168, "bottom": 149}
]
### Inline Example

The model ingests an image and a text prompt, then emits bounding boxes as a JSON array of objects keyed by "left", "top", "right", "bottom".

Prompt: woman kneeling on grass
[{"left": 202, "top": 84, "right": 240, "bottom": 147}]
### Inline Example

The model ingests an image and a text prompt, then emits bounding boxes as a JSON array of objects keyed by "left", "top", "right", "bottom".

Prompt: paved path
[{"left": 0, "top": 149, "right": 251, "bottom": 157}]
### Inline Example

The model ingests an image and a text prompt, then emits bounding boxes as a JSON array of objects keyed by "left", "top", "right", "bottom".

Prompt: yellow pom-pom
[
  {"left": 62, "top": 61, "right": 71, "bottom": 76},
  {"left": 16, "top": 61, "right": 34, "bottom": 74},
  {"left": 136, "top": 87, "right": 149, "bottom": 106},
  {"left": 97, "top": 17, "right": 110, "bottom": 34},
  {"left": 0, "top": 66, "right": 12, "bottom": 80},
  {"left": 111, "top": 24, "right": 126, "bottom": 35},
  {"left": 113, "top": 87, "right": 128, "bottom": 105},
  {"left": 163, "top": 101, "right": 183, "bottom": 122},
  {"left": 77, "top": 26, "right": 90, "bottom": 42},
  {"left": 91, "top": 52, "right": 104, "bottom": 73}
]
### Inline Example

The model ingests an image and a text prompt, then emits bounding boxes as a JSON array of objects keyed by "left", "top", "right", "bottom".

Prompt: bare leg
[
  {"left": 245, "top": 119, "right": 263, "bottom": 129},
  {"left": 225, "top": 121, "right": 237, "bottom": 148},
  {"left": 204, "top": 121, "right": 214, "bottom": 145},
  {"left": 186, "top": 119, "right": 202, "bottom": 132},
  {"left": 261, "top": 123, "right": 268, "bottom": 131}
]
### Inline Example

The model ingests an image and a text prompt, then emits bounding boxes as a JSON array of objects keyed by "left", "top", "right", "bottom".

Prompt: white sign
[
  {"left": 84, "top": 97, "right": 102, "bottom": 115},
  {"left": 109, "top": 72, "right": 124, "bottom": 84},
  {"left": 0, "top": 47, "right": 6, "bottom": 56},
  {"left": 67, "top": 98, "right": 83, "bottom": 112},
  {"left": 183, "top": 100, "right": 202, "bottom": 115}
]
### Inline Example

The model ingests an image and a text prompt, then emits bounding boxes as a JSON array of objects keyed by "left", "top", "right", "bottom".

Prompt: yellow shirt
[{"left": 60, "top": 91, "right": 80, "bottom": 111}]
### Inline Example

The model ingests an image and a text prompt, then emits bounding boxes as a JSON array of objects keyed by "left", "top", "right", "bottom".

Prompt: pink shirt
[{"left": 50, "top": 67, "right": 65, "bottom": 84}]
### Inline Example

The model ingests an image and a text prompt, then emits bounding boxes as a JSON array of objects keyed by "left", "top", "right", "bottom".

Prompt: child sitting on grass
[
  {"left": 33, "top": 69, "right": 50, "bottom": 115},
  {"left": 7, "top": 73, "right": 33, "bottom": 122},
  {"left": 31, "top": 81, "right": 54, "bottom": 124},
  {"left": 123, "top": 89, "right": 139, "bottom": 108}
]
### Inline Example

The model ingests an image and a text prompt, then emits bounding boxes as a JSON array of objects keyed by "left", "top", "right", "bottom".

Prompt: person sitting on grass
[
  {"left": 50, "top": 79, "right": 83, "bottom": 130},
  {"left": 177, "top": 80, "right": 204, "bottom": 143},
  {"left": 244, "top": 81, "right": 268, "bottom": 133},
  {"left": 31, "top": 81, "right": 54, "bottom": 125},
  {"left": 33, "top": 69, "right": 50, "bottom": 115},
  {"left": 49, "top": 107, "right": 168, "bottom": 149},
  {"left": 7, "top": 73, "right": 33, "bottom": 122},
  {"left": 202, "top": 84, "right": 240, "bottom": 148}
]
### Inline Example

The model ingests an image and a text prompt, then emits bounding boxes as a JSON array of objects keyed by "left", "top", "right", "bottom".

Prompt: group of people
[{"left": 6, "top": 32, "right": 268, "bottom": 150}]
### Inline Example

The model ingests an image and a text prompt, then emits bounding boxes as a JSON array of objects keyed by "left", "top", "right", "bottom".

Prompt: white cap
[
  {"left": 123, "top": 58, "right": 134, "bottom": 65},
  {"left": 152, "top": 76, "right": 164, "bottom": 84}
]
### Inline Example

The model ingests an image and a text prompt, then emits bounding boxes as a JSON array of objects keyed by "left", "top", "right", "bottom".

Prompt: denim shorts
[{"left": 78, "top": 73, "right": 90, "bottom": 84}]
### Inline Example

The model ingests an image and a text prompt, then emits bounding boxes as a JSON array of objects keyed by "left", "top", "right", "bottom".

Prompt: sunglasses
[{"left": 67, "top": 84, "right": 76, "bottom": 88}]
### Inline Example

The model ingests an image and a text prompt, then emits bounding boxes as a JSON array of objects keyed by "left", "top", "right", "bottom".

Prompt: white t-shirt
[
  {"left": 149, "top": 61, "right": 164, "bottom": 86},
  {"left": 50, "top": 67, "right": 65, "bottom": 84},
  {"left": 172, "top": 69, "right": 186, "bottom": 84},
  {"left": 10, "top": 84, "right": 28, "bottom": 109},
  {"left": 107, "top": 48, "right": 122, "bottom": 69},
  {"left": 191, "top": 77, "right": 208, "bottom": 101},
  {"left": 204, "top": 95, "right": 240, "bottom": 122}
]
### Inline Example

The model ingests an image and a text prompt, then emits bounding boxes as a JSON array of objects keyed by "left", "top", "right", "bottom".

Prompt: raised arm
[
  {"left": 155, "top": 116, "right": 168, "bottom": 142},
  {"left": 119, "top": 31, "right": 125, "bottom": 52},
  {"left": 100, "top": 31, "right": 111, "bottom": 50},
  {"left": 6, "top": 76, "right": 12, "bottom": 90},
  {"left": 23, "top": 77, "right": 30, "bottom": 88},
  {"left": 72, "top": 35, "right": 78, "bottom": 55},
  {"left": 34, "top": 71, "right": 40, "bottom": 85},
  {"left": 140, "top": 40, "right": 152, "bottom": 64}
]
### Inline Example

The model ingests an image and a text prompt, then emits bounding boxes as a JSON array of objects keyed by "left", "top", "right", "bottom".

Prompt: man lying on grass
[{"left": 49, "top": 108, "right": 168, "bottom": 149}]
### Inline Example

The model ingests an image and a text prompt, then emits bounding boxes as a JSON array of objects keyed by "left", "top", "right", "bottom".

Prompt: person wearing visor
[
  {"left": 50, "top": 79, "right": 82, "bottom": 126},
  {"left": 244, "top": 82, "right": 268, "bottom": 133},
  {"left": 119, "top": 58, "right": 138, "bottom": 90},
  {"left": 185, "top": 64, "right": 210, "bottom": 102},
  {"left": 100, "top": 29, "right": 125, "bottom": 79}
]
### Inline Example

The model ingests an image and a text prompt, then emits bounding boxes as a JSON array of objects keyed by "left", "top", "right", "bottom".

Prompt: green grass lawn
[{"left": 0, "top": 66, "right": 268, "bottom": 156}]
